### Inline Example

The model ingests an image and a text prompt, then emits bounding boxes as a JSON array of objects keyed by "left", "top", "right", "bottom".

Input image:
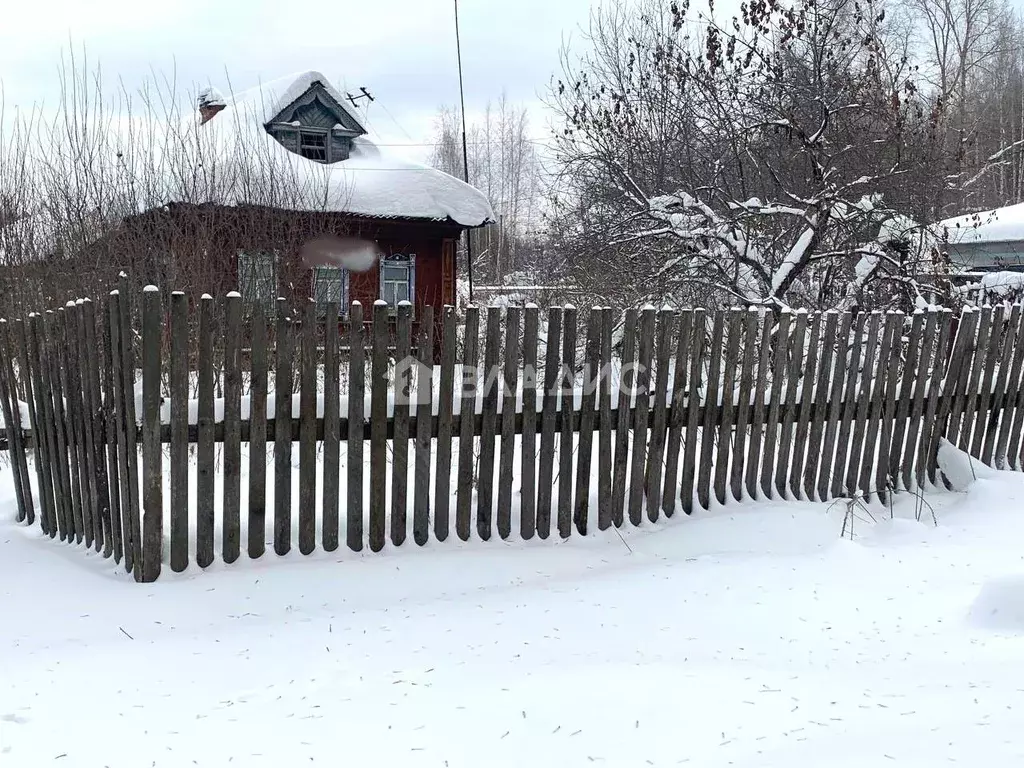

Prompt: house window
[
  {"left": 314, "top": 267, "right": 348, "bottom": 316},
  {"left": 238, "top": 251, "right": 277, "bottom": 308},
  {"left": 379, "top": 254, "right": 416, "bottom": 309},
  {"left": 299, "top": 131, "right": 327, "bottom": 162}
]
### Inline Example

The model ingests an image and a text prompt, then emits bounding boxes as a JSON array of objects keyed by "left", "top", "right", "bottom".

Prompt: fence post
[
  {"left": 197, "top": 295, "right": 216, "bottom": 568},
  {"left": 761, "top": 311, "right": 791, "bottom": 500},
  {"left": 992, "top": 308, "right": 1024, "bottom": 469},
  {"left": 742, "top": 311, "right": 768, "bottom": 502},
  {"left": 169, "top": 292, "right": 189, "bottom": 572},
  {"left": 873, "top": 312, "right": 905, "bottom": 502},
  {"left": 369, "top": 301, "right": 389, "bottom": 552},
  {"left": 108, "top": 294, "right": 141, "bottom": 579},
  {"left": 646, "top": 308, "right": 674, "bottom": 518},
  {"left": 99, "top": 299, "right": 123, "bottom": 561},
  {"left": 249, "top": 303, "right": 269, "bottom": 558},
  {"left": 730, "top": 309, "right": 759, "bottom": 503},
  {"left": 224, "top": 292, "right": 244, "bottom": 563},
  {"left": 434, "top": 306, "right": 457, "bottom": 543},
  {"left": 537, "top": 307, "right": 562, "bottom": 537},
  {"left": 105, "top": 300, "right": 128, "bottom": 562},
  {"left": 59, "top": 306, "right": 86, "bottom": 542},
  {"left": 391, "top": 301, "right": 412, "bottom": 547},
  {"left": 712, "top": 309, "right": 742, "bottom": 506},
  {"left": 573, "top": 308, "right": 600, "bottom": 535},
  {"left": 73, "top": 302, "right": 101, "bottom": 551},
  {"left": 696, "top": 311, "right": 724, "bottom": 510},
  {"left": 26, "top": 315, "right": 57, "bottom": 537},
  {"left": 981, "top": 306, "right": 1017, "bottom": 467},
  {"left": 557, "top": 307, "right": 578, "bottom": 537},
  {"left": 274, "top": 298, "right": 294, "bottom": 556},
  {"left": 495, "top": 307, "right": 520, "bottom": 540},
  {"left": 775, "top": 311, "right": 808, "bottom": 500},
  {"left": 628, "top": 307, "right": 655, "bottom": 522},
  {"left": 662, "top": 310, "right": 692, "bottom": 517},
  {"left": 804, "top": 311, "right": 839, "bottom": 501},
  {"left": 0, "top": 320, "right": 31, "bottom": 524},
  {"left": 140, "top": 287, "right": 162, "bottom": 582},
  {"left": 413, "top": 305, "right": 434, "bottom": 546},
  {"left": 521, "top": 305, "right": 540, "bottom": 538},
  {"left": 322, "top": 301, "right": 341, "bottom": 553},
  {"left": 16, "top": 318, "right": 50, "bottom": 534},
  {"left": 455, "top": 307, "right": 480, "bottom": 541},
  {"left": 477, "top": 307, "right": 502, "bottom": 541},
  {"left": 923, "top": 311, "right": 957, "bottom": 484},
  {"left": 298, "top": 299, "right": 317, "bottom": 556},
  {"left": 82, "top": 302, "right": 112, "bottom": 554},
  {"left": 347, "top": 302, "right": 365, "bottom": 552},
  {"left": 611, "top": 309, "right": 635, "bottom": 525}
]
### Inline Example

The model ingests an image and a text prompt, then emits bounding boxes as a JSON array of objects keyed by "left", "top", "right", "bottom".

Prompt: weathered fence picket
[
  {"left": 628, "top": 307, "right": 654, "bottom": 524},
  {"left": 347, "top": 302, "right": 365, "bottom": 552},
  {"left": 414, "top": 306, "right": 434, "bottom": 546},
  {"left": 249, "top": 303, "right": 269, "bottom": 558},
  {"left": 610, "top": 308, "right": 635, "bottom": 523},
  {"left": 434, "top": 306, "right": 456, "bottom": 542},
  {"left": 714, "top": 309, "right": 741, "bottom": 506},
  {"left": 369, "top": 302, "right": 389, "bottom": 552},
  {"left": 274, "top": 300, "right": 294, "bottom": 556},
  {"left": 730, "top": 309, "right": 757, "bottom": 503},
  {"left": 196, "top": 295, "right": 216, "bottom": 568},
  {"left": 573, "top": 308, "right": 599, "bottom": 534},
  {"left": 558, "top": 307, "right": 577, "bottom": 538},
  {"left": 455, "top": 306, "right": 479, "bottom": 542},
  {"left": 499, "top": 307, "right": 521, "bottom": 540},
  {"left": 391, "top": 302, "right": 412, "bottom": 547},
  {"left": 521, "top": 305, "right": 540, "bottom": 537},
  {"left": 536, "top": 307, "right": 561, "bottom": 537},
  {"left": 322, "top": 301, "right": 340, "bottom": 552},
  {"left": 169, "top": 292, "right": 189, "bottom": 572},
  {"left": 298, "top": 300, "right": 317, "bottom": 556},
  {"left": 224, "top": 293, "right": 243, "bottom": 562}
]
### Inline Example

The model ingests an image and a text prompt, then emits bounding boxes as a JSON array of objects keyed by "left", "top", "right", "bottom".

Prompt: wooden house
[{"left": 181, "top": 71, "right": 493, "bottom": 327}]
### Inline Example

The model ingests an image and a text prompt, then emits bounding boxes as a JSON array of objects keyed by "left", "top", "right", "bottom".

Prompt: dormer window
[{"left": 299, "top": 130, "right": 328, "bottom": 162}]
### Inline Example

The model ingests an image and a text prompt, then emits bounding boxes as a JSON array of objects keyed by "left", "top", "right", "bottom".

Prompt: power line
[
  {"left": 361, "top": 138, "right": 553, "bottom": 148},
  {"left": 376, "top": 100, "right": 417, "bottom": 144}
]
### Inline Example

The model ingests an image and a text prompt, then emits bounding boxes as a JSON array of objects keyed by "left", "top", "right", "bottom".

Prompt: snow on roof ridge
[{"left": 227, "top": 70, "right": 364, "bottom": 132}]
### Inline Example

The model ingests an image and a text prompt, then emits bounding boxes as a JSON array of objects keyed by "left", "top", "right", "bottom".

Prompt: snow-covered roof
[
  {"left": 940, "top": 202, "right": 1024, "bottom": 246},
  {"left": 182, "top": 72, "right": 493, "bottom": 227}
]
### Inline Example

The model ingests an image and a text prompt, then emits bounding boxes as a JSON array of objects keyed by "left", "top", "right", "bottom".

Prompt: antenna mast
[{"left": 454, "top": 0, "right": 474, "bottom": 303}]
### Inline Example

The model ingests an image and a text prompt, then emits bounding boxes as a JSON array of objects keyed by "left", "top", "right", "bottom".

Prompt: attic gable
[{"left": 265, "top": 81, "right": 365, "bottom": 137}]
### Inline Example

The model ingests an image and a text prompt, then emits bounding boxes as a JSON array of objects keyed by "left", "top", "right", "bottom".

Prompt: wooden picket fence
[{"left": 1, "top": 284, "right": 1023, "bottom": 582}]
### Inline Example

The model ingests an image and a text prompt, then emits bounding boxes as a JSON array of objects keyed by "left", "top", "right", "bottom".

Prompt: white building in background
[{"left": 941, "top": 202, "right": 1024, "bottom": 272}]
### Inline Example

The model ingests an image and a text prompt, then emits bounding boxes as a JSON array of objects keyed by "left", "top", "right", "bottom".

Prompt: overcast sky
[{"left": 1, "top": 0, "right": 597, "bottom": 161}]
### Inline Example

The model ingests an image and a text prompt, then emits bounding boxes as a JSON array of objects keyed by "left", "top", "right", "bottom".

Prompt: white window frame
[
  {"left": 313, "top": 266, "right": 349, "bottom": 317},
  {"left": 379, "top": 253, "right": 416, "bottom": 314},
  {"left": 237, "top": 251, "right": 278, "bottom": 310}
]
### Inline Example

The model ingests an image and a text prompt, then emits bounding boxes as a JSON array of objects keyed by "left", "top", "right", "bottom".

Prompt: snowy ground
[{"left": 4, "top": 449, "right": 1024, "bottom": 765}]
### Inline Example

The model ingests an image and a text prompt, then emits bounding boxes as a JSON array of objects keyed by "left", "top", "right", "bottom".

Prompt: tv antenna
[{"left": 345, "top": 87, "right": 375, "bottom": 109}]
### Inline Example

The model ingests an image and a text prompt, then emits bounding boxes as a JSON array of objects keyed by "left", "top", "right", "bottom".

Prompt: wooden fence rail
[{"left": 1, "top": 287, "right": 1022, "bottom": 583}]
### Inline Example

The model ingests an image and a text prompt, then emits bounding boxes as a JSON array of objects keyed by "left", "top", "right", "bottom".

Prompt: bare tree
[
  {"left": 544, "top": 0, "right": 976, "bottom": 311},
  {"left": 0, "top": 50, "right": 356, "bottom": 317},
  {"left": 428, "top": 97, "right": 543, "bottom": 285}
]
